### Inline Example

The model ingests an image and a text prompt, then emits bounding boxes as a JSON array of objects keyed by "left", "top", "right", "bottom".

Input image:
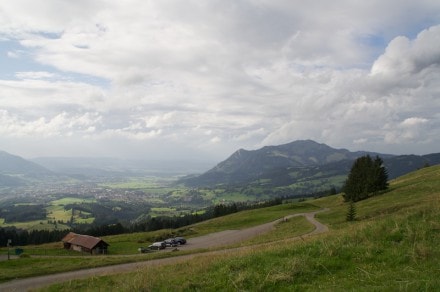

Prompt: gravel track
[{"left": 0, "top": 208, "right": 329, "bottom": 291}]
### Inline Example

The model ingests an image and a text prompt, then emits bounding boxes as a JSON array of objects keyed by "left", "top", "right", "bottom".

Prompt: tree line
[{"left": 0, "top": 227, "right": 69, "bottom": 247}]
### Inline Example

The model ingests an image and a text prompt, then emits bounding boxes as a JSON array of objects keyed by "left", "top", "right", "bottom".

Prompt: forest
[{"left": 0, "top": 204, "right": 46, "bottom": 223}]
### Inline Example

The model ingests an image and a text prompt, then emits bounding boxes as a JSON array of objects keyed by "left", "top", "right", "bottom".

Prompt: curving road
[
  {"left": 0, "top": 208, "right": 329, "bottom": 291},
  {"left": 177, "top": 208, "right": 329, "bottom": 251}
]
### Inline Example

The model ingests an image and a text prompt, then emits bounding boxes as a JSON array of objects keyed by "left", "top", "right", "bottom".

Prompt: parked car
[
  {"left": 164, "top": 238, "right": 178, "bottom": 247},
  {"left": 148, "top": 241, "right": 166, "bottom": 250},
  {"left": 174, "top": 237, "right": 187, "bottom": 245},
  {"left": 138, "top": 247, "right": 152, "bottom": 253}
]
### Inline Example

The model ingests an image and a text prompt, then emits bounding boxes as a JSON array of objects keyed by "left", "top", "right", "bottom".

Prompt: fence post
[{"left": 7, "top": 239, "right": 11, "bottom": 260}]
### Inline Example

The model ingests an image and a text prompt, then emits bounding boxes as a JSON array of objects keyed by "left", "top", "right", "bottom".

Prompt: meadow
[
  {"left": 0, "top": 196, "right": 96, "bottom": 230},
  {"left": 98, "top": 177, "right": 178, "bottom": 194},
  {"left": 35, "top": 165, "right": 440, "bottom": 291}
]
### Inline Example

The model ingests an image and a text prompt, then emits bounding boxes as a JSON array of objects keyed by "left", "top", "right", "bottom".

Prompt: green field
[
  {"left": 51, "top": 197, "right": 96, "bottom": 224},
  {"left": 52, "top": 198, "right": 96, "bottom": 224},
  {"left": 0, "top": 220, "right": 70, "bottom": 231},
  {"left": 49, "top": 197, "right": 96, "bottom": 205},
  {"left": 98, "top": 177, "right": 177, "bottom": 194},
  {"left": 150, "top": 207, "right": 177, "bottom": 216},
  {"left": 33, "top": 165, "right": 440, "bottom": 291},
  {"left": 46, "top": 205, "right": 71, "bottom": 222},
  {"left": 0, "top": 196, "right": 96, "bottom": 230}
]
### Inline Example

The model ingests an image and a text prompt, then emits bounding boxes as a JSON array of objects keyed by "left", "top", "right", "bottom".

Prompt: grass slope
[{"left": 41, "top": 165, "right": 440, "bottom": 291}]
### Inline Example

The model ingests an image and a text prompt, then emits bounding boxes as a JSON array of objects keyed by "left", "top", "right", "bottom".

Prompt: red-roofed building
[{"left": 62, "top": 232, "right": 109, "bottom": 254}]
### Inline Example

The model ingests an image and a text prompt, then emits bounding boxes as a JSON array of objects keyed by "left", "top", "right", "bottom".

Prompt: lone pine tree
[
  {"left": 343, "top": 155, "right": 388, "bottom": 202},
  {"left": 346, "top": 200, "right": 357, "bottom": 221}
]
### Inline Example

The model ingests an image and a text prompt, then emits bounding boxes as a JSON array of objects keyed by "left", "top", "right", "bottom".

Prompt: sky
[{"left": 0, "top": 0, "right": 439, "bottom": 162}]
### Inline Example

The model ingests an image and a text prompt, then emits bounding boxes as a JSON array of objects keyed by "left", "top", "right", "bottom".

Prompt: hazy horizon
[{"left": 2, "top": 139, "right": 438, "bottom": 163}]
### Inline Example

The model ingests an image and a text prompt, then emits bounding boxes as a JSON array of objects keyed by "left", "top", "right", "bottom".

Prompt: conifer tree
[
  {"left": 346, "top": 200, "right": 356, "bottom": 221},
  {"left": 342, "top": 155, "right": 388, "bottom": 202}
]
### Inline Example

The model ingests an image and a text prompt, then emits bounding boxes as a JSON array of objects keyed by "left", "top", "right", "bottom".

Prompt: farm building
[{"left": 62, "top": 232, "right": 109, "bottom": 254}]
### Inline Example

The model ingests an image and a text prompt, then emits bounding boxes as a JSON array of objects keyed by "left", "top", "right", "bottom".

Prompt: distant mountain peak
[
  {"left": 180, "top": 139, "right": 397, "bottom": 188},
  {"left": 0, "top": 150, "right": 56, "bottom": 188},
  {"left": 0, "top": 150, "right": 53, "bottom": 175}
]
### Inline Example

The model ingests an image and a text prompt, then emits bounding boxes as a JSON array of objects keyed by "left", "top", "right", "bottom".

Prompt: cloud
[
  {"left": 0, "top": 110, "right": 102, "bottom": 137},
  {"left": 0, "top": 1, "right": 440, "bottom": 159},
  {"left": 7, "top": 51, "right": 19, "bottom": 58},
  {"left": 371, "top": 25, "right": 440, "bottom": 76},
  {"left": 382, "top": 117, "right": 432, "bottom": 144},
  {"left": 401, "top": 117, "right": 429, "bottom": 127},
  {"left": 15, "top": 71, "right": 55, "bottom": 79},
  {"left": 0, "top": 77, "right": 106, "bottom": 115},
  {"left": 258, "top": 26, "right": 440, "bottom": 152}
]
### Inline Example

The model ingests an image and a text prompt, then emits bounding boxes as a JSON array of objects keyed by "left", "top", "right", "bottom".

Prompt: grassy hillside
[
  {"left": 41, "top": 165, "right": 440, "bottom": 291},
  {"left": 0, "top": 201, "right": 319, "bottom": 282}
]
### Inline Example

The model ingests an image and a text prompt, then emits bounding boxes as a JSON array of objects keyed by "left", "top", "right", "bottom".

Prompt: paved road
[{"left": 0, "top": 209, "right": 329, "bottom": 291}]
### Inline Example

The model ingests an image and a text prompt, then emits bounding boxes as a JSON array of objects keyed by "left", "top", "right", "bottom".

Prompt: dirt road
[
  {"left": 177, "top": 208, "right": 329, "bottom": 251},
  {"left": 0, "top": 209, "right": 329, "bottom": 291}
]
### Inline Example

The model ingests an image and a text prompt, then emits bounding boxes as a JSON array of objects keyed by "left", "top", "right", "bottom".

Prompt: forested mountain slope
[{"left": 181, "top": 140, "right": 440, "bottom": 188}]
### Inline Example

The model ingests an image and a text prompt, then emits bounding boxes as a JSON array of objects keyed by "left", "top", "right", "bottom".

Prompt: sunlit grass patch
[
  {"left": 189, "top": 202, "right": 319, "bottom": 235},
  {"left": 50, "top": 197, "right": 96, "bottom": 205},
  {"left": 239, "top": 215, "right": 314, "bottom": 246}
]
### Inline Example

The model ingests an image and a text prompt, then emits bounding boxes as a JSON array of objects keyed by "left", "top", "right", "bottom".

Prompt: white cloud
[
  {"left": 0, "top": 110, "right": 102, "bottom": 137},
  {"left": 0, "top": 78, "right": 106, "bottom": 115},
  {"left": 15, "top": 71, "right": 55, "bottom": 79},
  {"left": 209, "top": 136, "right": 221, "bottom": 144},
  {"left": 98, "top": 128, "right": 162, "bottom": 141},
  {"left": 401, "top": 117, "right": 429, "bottom": 127},
  {"left": 354, "top": 138, "right": 368, "bottom": 145},
  {"left": 390, "top": 117, "right": 431, "bottom": 143},
  {"left": 7, "top": 51, "right": 19, "bottom": 58},
  {"left": 371, "top": 25, "right": 440, "bottom": 76},
  {"left": 0, "top": 1, "right": 440, "bottom": 159}
]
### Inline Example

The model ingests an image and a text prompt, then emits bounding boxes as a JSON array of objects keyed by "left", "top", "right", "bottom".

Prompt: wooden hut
[{"left": 62, "top": 232, "right": 109, "bottom": 254}]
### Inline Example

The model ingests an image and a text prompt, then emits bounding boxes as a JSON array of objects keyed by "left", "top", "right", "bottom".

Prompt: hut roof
[
  {"left": 61, "top": 232, "right": 77, "bottom": 243},
  {"left": 62, "top": 232, "right": 109, "bottom": 250}
]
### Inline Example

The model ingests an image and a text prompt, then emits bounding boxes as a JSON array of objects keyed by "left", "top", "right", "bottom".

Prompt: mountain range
[
  {"left": 0, "top": 151, "right": 214, "bottom": 188},
  {"left": 31, "top": 157, "right": 213, "bottom": 177},
  {"left": 0, "top": 151, "right": 55, "bottom": 187},
  {"left": 1, "top": 140, "right": 439, "bottom": 193},
  {"left": 180, "top": 140, "right": 440, "bottom": 189}
]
